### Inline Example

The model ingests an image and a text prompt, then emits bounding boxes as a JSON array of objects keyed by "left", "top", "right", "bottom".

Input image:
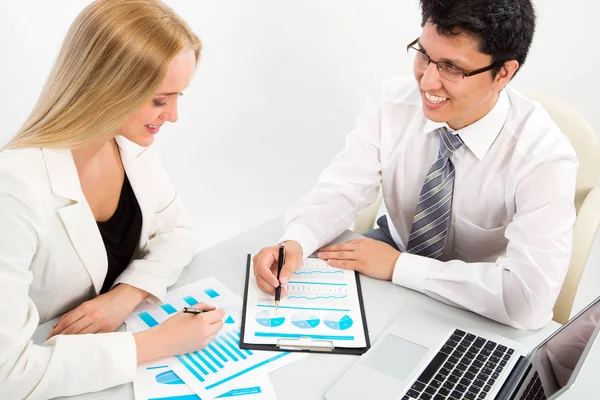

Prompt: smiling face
[
  {"left": 118, "top": 49, "right": 197, "bottom": 147},
  {"left": 415, "top": 22, "right": 515, "bottom": 130}
]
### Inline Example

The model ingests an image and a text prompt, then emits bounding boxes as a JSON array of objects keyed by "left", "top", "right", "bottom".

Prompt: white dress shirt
[
  {"left": 0, "top": 137, "right": 197, "bottom": 399},
  {"left": 281, "top": 77, "right": 578, "bottom": 330}
]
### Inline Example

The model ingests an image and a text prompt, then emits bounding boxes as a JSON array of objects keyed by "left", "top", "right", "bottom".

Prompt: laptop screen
[{"left": 524, "top": 299, "right": 600, "bottom": 398}]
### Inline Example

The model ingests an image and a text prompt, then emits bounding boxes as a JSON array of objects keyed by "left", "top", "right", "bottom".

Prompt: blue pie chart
[
  {"left": 256, "top": 310, "right": 285, "bottom": 327},
  {"left": 324, "top": 314, "right": 353, "bottom": 330},
  {"left": 155, "top": 369, "right": 184, "bottom": 385},
  {"left": 291, "top": 311, "right": 320, "bottom": 329}
]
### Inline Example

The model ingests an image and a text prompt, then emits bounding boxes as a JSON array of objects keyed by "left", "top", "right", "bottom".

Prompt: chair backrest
[
  {"left": 353, "top": 187, "right": 383, "bottom": 234},
  {"left": 525, "top": 92, "right": 600, "bottom": 323},
  {"left": 524, "top": 93, "right": 600, "bottom": 212}
]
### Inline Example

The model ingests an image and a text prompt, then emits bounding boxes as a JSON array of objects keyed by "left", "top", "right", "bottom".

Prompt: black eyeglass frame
[{"left": 407, "top": 38, "right": 501, "bottom": 79}]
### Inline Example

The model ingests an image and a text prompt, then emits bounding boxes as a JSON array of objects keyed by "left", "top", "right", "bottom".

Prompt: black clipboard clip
[{"left": 276, "top": 337, "right": 335, "bottom": 352}]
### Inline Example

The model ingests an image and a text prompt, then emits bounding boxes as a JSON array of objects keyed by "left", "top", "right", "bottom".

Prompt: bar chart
[
  {"left": 126, "top": 277, "right": 303, "bottom": 399},
  {"left": 126, "top": 277, "right": 240, "bottom": 333},
  {"left": 169, "top": 323, "right": 297, "bottom": 394}
]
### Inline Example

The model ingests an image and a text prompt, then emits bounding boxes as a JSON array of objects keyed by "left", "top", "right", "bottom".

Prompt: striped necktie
[{"left": 406, "top": 127, "right": 463, "bottom": 259}]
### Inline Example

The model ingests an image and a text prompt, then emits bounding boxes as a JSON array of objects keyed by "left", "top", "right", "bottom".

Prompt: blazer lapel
[{"left": 42, "top": 148, "right": 108, "bottom": 295}]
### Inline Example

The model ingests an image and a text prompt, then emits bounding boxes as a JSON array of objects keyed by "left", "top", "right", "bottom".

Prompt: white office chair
[{"left": 353, "top": 93, "right": 600, "bottom": 324}]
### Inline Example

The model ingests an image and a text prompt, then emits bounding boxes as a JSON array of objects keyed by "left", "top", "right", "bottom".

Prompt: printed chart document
[
  {"left": 135, "top": 359, "right": 276, "bottom": 400},
  {"left": 241, "top": 257, "right": 370, "bottom": 355},
  {"left": 125, "top": 277, "right": 305, "bottom": 400}
]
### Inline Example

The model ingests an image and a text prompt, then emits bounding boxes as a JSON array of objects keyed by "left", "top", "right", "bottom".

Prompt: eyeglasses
[{"left": 406, "top": 38, "right": 499, "bottom": 82}]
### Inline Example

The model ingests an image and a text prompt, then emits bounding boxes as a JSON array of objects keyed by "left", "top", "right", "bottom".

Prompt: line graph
[
  {"left": 293, "top": 270, "right": 343, "bottom": 274},
  {"left": 288, "top": 295, "right": 347, "bottom": 300},
  {"left": 291, "top": 260, "right": 345, "bottom": 282}
]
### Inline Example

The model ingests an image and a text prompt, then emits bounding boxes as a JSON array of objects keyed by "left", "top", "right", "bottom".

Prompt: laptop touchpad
[{"left": 362, "top": 334, "right": 429, "bottom": 381}]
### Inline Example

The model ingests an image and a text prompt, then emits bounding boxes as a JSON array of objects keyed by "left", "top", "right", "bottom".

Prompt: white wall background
[{"left": 1, "top": 0, "right": 599, "bottom": 313}]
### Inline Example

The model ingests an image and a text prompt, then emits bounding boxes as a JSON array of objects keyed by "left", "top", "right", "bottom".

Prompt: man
[{"left": 253, "top": 0, "right": 578, "bottom": 330}]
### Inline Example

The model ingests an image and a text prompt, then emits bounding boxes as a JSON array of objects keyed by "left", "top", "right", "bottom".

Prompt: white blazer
[{"left": 0, "top": 136, "right": 197, "bottom": 399}]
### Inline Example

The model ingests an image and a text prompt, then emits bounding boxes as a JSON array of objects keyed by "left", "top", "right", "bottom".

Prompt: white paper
[
  {"left": 166, "top": 311, "right": 304, "bottom": 398},
  {"left": 134, "top": 359, "right": 276, "bottom": 400},
  {"left": 244, "top": 258, "right": 367, "bottom": 349},
  {"left": 134, "top": 359, "right": 196, "bottom": 400},
  {"left": 126, "top": 277, "right": 305, "bottom": 400},
  {"left": 125, "top": 277, "right": 240, "bottom": 333}
]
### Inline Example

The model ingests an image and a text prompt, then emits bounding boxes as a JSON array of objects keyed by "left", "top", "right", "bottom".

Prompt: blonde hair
[{"left": 5, "top": 0, "right": 201, "bottom": 150}]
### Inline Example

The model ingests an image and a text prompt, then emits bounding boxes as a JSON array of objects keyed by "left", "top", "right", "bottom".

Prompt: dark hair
[{"left": 420, "top": 0, "right": 536, "bottom": 77}]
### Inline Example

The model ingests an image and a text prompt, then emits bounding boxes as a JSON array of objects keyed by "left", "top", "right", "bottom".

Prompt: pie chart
[
  {"left": 291, "top": 311, "right": 320, "bottom": 329},
  {"left": 256, "top": 310, "right": 285, "bottom": 327},
  {"left": 324, "top": 314, "right": 353, "bottom": 330},
  {"left": 155, "top": 369, "right": 184, "bottom": 385}
]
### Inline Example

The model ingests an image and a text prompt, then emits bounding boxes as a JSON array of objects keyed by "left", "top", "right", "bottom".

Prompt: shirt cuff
[
  {"left": 392, "top": 252, "right": 433, "bottom": 292},
  {"left": 279, "top": 224, "right": 320, "bottom": 260}
]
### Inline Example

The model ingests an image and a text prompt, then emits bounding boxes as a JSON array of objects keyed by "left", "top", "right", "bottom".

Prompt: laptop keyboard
[
  {"left": 519, "top": 371, "right": 546, "bottom": 400},
  {"left": 402, "top": 329, "right": 515, "bottom": 400}
]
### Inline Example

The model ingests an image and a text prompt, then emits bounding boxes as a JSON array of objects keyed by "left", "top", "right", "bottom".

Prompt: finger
[
  {"left": 253, "top": 248, "right": 277, "bottom": 279},
  {"left": 60, "top": 317, "right": 94, "bottom": 335},
  {"left": 257, "top": 275, "right": 276, "bottom": 295},
  {"left": 256, "top": 257, "right": 280, "bottom": 288},
  {"left": 317, "top": 250, "right": 355, "bottom": 260},
  {"left": 189, "top": 302, "right": 216, "bottom": 312},
  {"left": 280, "top": 285, "right": 288, "bottom": 298},
  {"left": 347, "top": 239, "right": 364, "bottom": 244},
  {"left": 327, "top": 259, "right": 357, "bottom": 270},
  {"left": 48, "top": 310, "right": 86, "bottom": 337},
  {"left": 320, "top": 242, "right": 357, "bottom": 252},
  {"left": 252, "top": 253, "right": 264, "bottom": 276},
  {"left": 79, "top": 323, "right": 102, "bottom": 335},
  {"left": 208, "top": 319, "right": 224, "bottom": 334},
  {"left": 200, "top": 308, "right": 226, "bottom": 324},
  {"left": 50, "top": 318, "right": 64, "bottom": 333},
  {"left": 259, "top": 266, "right": 279, "bottom": 288},
  {"left": 51, "top": 311, "right": 71, "bottom": 329}
]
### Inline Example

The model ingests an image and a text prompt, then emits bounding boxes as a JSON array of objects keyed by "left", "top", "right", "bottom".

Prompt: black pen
[
  {"left": 274, "top": 244, "right": 285, "bottom": 311},
  {"left": 182, "top": 307, "right": 204, "bottom": 314}
]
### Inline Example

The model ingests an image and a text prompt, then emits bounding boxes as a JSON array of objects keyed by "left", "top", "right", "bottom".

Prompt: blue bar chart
[
  {"left": 129, "top": 284, "right": 226, "bottom": 333},
  {"left": 173, "top": 329, "right": 253, "bottom": 383},
  {"left": 169, "top": 323, "right": 296, "bottom": 394},
  {"left": 126, "top": 277, "right": 302, "bottom": 399}
]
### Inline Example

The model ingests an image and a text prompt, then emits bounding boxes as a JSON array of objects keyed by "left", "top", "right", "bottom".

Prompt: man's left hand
[
  {"left": 47, "top": 283, "right": 148, "bottom": 339},
  {"left": 317, "top": 238, "right": 400, "bottom": 280}
]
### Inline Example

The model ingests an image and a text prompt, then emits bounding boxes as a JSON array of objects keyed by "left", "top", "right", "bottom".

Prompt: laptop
[{"left": 326, "top": 296, "right": 600, "bottom": 400}]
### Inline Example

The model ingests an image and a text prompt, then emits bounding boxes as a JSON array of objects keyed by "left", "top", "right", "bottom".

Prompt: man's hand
[
  {"left": 317, "top": 239, "right": 400, "bottom": 280},
  {"left": 47, "top": 283, "right": 148, "bottom": 339},
  {"left": 253, "top": 241, "right": 303, "bottom": 296}
]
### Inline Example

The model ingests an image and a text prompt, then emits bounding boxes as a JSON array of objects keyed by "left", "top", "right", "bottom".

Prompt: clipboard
[{"left": 239, "top": 254, "right": 371, "bottom": 355}]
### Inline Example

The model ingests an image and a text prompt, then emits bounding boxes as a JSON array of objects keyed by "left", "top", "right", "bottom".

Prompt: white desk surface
[{"left": 41, "top": 217, "right": 596, "bottom": 400}]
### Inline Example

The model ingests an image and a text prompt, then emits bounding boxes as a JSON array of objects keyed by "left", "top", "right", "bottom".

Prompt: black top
[{"left": 97, "top": 174, "right": 143, "bottom": 294}]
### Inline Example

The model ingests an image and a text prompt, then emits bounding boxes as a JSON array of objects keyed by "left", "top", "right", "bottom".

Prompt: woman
[{"left": 0, "top": 1, "right": 224, "bottom": 398}]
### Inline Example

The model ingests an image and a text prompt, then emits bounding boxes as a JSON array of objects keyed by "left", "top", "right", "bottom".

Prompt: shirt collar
[{"left": 423, "top": 89, "right": 510, "bottom": 160}]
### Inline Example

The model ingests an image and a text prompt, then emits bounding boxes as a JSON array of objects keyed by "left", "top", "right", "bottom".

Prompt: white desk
[{"left": 44, "top": 217, "right": 583, "bottom": 400}]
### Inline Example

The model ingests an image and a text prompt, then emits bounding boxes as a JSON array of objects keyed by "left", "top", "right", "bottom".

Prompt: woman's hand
[
  {"left": 47, "top": 283, "right": 148, "bottom": 339},
  {"left": 135, "top": 304, "right": 225, "bottom": 364}
]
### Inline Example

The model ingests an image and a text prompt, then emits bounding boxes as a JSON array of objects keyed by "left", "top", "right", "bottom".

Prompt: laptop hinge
[{"left": 496, "top": 355, "right": 529, "bottom": 400}]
